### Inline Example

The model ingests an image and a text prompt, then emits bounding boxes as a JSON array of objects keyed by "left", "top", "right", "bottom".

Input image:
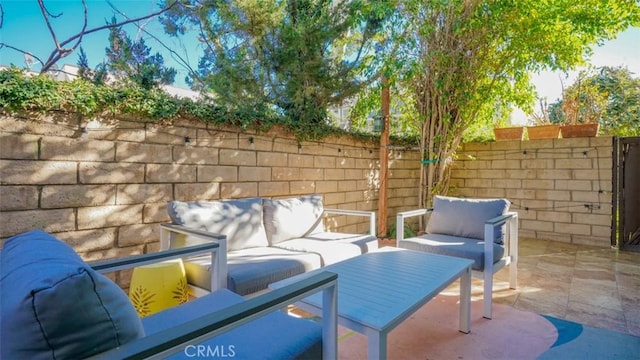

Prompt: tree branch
[
  {"left": 107, "top": 1, "right": 206, "bottom": 89},
  {"left": 37, "top": 0, "right": 179, "bottom": 73},
  {"left": 40, "top": 0, "right": 88, "bottom": 72},
  {"left": 0, "top": 43, "right": 44, "bottom": 68}
]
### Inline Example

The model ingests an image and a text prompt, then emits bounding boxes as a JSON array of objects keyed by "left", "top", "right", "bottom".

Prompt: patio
[
  {"left": 277, "top": 236, "right": 639, "bottom": 358},
  {"left": 325, "top": 236, "right": 640, "bottom": 358},
  {"left": 488, "top": 237, "right": 639, "bottom": 337}
]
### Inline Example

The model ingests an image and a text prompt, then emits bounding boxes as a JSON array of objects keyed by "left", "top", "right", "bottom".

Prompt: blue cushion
[
  {"left": 0, "top": 230, "right": 144, "bottom": 359},
  {"left": 168, "top": 198, "right": 269, "bottom": 251},
  {"left": 142, "top": 289, "right": 322, "bottom": 359},
  {"left": 398, "top": 233, "right": 505, "bottom": 271},
  {"left": 426, "top": 196, "right": 510, "bottom": 243}
]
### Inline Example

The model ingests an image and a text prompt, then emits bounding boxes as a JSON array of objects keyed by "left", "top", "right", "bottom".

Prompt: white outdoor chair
[{"left": 396, "top": 195, "right": 518, "bottom": 319}]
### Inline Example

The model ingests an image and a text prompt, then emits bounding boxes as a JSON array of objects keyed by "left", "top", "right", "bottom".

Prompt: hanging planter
[
  {"left": 560, "top": 123, "right": 599, "bottom": 138},
  {"left": 526, "top": 124, "right": 561, "bottom": 140},
  {"left": 493, "top": 126, "right": 524, "bottom": 141}
]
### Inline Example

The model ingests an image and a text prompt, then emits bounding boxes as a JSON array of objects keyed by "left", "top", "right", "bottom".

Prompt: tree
[
  {"left": 0, "top": 0, "right": 178, "bottom": 74},
  {"left": 76, "top": 46, "right": 107, "bottom": 85},
  {"left": 548, "top": 66, "right": 640, "bottom": 136},
  {"left": 384, "top": 0, "right": 639, "bottom": 207},
  {"left": 160, "top": 0, "right": 387, "bottom": 126},
  {"left": 104, "top": 17, "right": 176, "bottom": 90}
]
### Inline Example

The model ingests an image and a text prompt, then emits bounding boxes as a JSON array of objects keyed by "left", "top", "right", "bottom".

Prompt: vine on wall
[{"left": 0, "top": 67, "right": 386, "bottom": 143}]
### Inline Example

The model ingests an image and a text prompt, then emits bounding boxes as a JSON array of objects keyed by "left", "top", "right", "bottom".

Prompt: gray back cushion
[
  {"left": 426, "top": 196, "right": 510, "bottom": 242},
  {"left": 0, "top": 230, "right": 144, "bottom": 359},
  {"left": 263, "top": 195, "right": 325, "bottom": 245},
  {"left": 168, "top": 198, "right": 269, "bottom": 251}
]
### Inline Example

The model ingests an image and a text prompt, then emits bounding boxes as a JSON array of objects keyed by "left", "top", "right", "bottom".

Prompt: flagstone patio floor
[
  {"left": 321, "top": 237, "right": 639, "bottom": 358},
  {"left": 461, "top": 237, "right": 640, "bottom": 336}
]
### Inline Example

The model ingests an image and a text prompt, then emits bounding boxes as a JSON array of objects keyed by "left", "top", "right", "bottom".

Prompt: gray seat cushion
[
  {"left": 168, "top": 198, "right": 269, "bottom": 251},
  {"left": 0, "top": 230, "right": 144, "bottom": 359},
  {"left": 182, "top": 247, "right": 322, "bottom": 296},
  {"left": 398, "top": 233, "right": 505, "bottom": 271},
  {"left": 275, "top": 232, "right": 379, "bottom": 266},
  {"left": 263, "top": 195, "right": 325, "bottom": 245},
  {"left": 426, "top": 195, "right": 510, "bottom": 243},
  {"left": 143, "top": 288, "right": 321, "bottom": 359}
]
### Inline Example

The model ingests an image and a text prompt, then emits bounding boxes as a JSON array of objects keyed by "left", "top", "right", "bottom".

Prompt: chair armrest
[
  {"left": 160, "top": 223, "right": 228, "bottom": 291},
  {"left": 483, "top": 211, "right": 519, "bottom": 268},
  {"left": 89, "top": 242, "right": 220, "bottom": 274},
  {"left": 485, "top": 212, "right": 515, "bottom": 227},
  {"left": 90, "top": 271, "right": 339, "bottom": 360},
  {"left": 323, "top": 208, "right": 376, "bottom": 235},
  {"left": 396, "top": 208, "right": 433, "bottom": 242}
]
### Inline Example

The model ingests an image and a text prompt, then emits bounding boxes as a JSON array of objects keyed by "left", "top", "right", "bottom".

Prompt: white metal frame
[
  {"left": 396, "top": 209, "right": 518, "bottom": 319},
  {"left": 90, "top": 242, "right": 337, "bottom": 360},
  {"left": 160, "top": 223, "right": 228, "bottom": 296},
  {"left": 323, "top": 208, "right": 377, "bottom": 236},
  {"left": 160, "top": 206, "right": 376, "bottom": 297},
  {"left": 270, "top": 248, "right": 473, "bottom": 360}
]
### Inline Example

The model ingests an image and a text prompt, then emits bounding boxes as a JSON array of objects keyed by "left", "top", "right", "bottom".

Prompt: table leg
[
  {"left": 367, "top": 329, "right": 387, "bottom": 360},
  {"left": 459, "top": 265, "right": 471, "bottom": 334}
]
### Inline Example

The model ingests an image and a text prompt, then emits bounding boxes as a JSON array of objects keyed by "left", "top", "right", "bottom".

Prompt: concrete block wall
[
  {"left": 2, "top": 112, "right": 613, "bottom": 258},
  {"left": 450, "top": 136, "right": 613, "bottom": 248},
  {"left": 0, "top": 114, "right": 421, "bottom": 260}
]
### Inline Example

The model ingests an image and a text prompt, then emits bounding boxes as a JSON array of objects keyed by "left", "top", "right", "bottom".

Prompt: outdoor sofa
[
  {"left": 1, "top": 229, "right": 338, "bottom": 359},
  {"left": 163, "top": 194, "right": 378, "bottom": 296},
  {"left": 395, "top": 195, "right": 518, "bottom": 319}
]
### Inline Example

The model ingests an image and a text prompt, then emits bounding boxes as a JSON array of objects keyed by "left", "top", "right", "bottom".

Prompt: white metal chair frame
[{"left": 396, "top": 209, "right": 518, "bottom": 319}]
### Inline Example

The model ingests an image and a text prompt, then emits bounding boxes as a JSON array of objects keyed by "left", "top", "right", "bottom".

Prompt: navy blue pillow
[{"left": 0, "top": 230, "right": 144, "bottom": 359}]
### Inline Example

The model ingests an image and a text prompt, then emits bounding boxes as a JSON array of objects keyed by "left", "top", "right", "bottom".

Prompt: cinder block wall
[
  {"left": 0, "top": 114, "right": 421, "bottom": 259},
  {"left": 449, "top": 137, "right": 613, "bottom": 248},
  {"left": 2, "top": 112, "right": 613, "bottom": 256}
]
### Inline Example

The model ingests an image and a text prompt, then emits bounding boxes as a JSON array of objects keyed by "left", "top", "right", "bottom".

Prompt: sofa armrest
[
  {"left": 160, "top": 223, "right": 228, "bottom": 291},
  {"left": 323, "top": 208, "right": 376, "bottom": 235},
  {"left": 90, "top": 271, "right": 339, "bottom": 360},
  {"left": 396, "top": 208, "right": 433, "bottom": 242},
  {"left": 89, "top": 242, "right": 220, "bottom": 274}
]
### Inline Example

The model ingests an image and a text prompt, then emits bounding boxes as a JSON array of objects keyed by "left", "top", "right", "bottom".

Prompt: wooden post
[{"left": 377, "top": 76, "right": 390, "bottom": 238}]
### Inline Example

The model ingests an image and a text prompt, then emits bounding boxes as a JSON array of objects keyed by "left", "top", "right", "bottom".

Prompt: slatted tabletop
[{"left": 270, "top": 248, "right": 473, "bottom": 359}]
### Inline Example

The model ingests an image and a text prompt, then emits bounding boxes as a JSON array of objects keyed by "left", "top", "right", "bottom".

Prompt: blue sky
[
  {"left": 1, "top": 1, "right": 638, "bottom": 122},
  {"left": 0, "top": 0, "right": 199, "bottom": 85}
]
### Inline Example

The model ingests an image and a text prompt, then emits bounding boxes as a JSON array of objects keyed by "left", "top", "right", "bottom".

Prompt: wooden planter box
[
  {"left": 494, "top": 127, "right": 524, "bottom": 141},
  {"left": 560, "top": 123, "right": 599, "bottom": 138},
  {"left": 526, "top": 124, "right": 561, "bottom": 140}
]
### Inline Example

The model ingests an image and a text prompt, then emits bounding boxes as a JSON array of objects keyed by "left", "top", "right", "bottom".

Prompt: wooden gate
[{"left": 612, "top": 137, "right": 640, "bottom": 251}]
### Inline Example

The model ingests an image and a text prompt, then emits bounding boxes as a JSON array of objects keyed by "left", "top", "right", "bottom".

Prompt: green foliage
[
  {"left": 0, "top": 67, "right": 175, "bottom": 118},
  {"left": 387, "top": 222, "right": 417, "bottom": 239},
  {"left": 0, "top": 67, "right": 61, "bottom": 111},
  {"left": 376, "top": 0, "right": 640, "bottom": 206},
  {"left": 350, "top": 80, "right": 422, "bottom": 139},
  {"left": 547, "top": 66, "right": 640, "bottom": 136},
  {"left": 0, "top": 67, "right": 379, "bottom": 141},
  {"left": 77, "top": 47, "right": 108, "bottom": 85},
  {"left": 160, "top": 0, "right": 387, "bottom": 125},
  {"left": 103, "top": 16, "right": 177, "bottom": 90}
]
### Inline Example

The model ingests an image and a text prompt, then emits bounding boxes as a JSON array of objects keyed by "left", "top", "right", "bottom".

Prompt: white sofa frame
[
  {"left": 90, "top": 241, "right": 338, "bottom": 360},
  {"left": 160, "top": 223, "right": 228, "bottom": 296},
  {"left": 160, "top": 206, "right": 376, "bottom": 297}
]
